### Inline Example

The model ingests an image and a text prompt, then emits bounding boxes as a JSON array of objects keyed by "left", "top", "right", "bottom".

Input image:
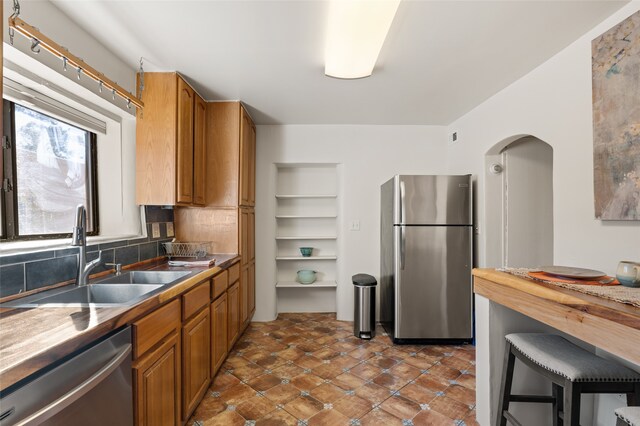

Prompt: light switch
[
  {"left": 166, "top": 223, "right": 175, "bottom": 237},
  {"left": 151, "top": 223, "right": 160, "bottom": 239},
  {"left": 349, "top": 220, "right": 360, "bottom": 231}
]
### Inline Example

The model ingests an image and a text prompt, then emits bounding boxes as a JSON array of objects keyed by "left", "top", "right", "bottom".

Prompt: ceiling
[{"left": 51, "top": 0, "right": 626, "bottom": 125}]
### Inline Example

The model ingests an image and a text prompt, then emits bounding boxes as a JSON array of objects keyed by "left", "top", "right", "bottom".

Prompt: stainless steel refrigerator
[{"left": 380, "top": 175, "right": 473, "bottom": 343}]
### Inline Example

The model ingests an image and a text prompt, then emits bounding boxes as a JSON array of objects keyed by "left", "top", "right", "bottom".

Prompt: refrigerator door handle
[
  {"left": 400, "top": 225, "right": 406, "bottom": 270},
  {"left": 399, "top": 180, "right": 406, "bottom": 224}
]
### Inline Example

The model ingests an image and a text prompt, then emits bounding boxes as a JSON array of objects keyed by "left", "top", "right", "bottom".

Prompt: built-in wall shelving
[{"left": 275, "top": 164, "right": 339, "bottom": 313}]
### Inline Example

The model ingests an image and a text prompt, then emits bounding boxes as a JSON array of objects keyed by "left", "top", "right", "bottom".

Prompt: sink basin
[
  {"left": 5, "top": 284, "right": 164, "bottom": 308},
  {"left": 2, "top": 271, "right": 192, "bottom": 308},
  {"left": 97, "top": 271, "right": 191, "bottom": 285}
]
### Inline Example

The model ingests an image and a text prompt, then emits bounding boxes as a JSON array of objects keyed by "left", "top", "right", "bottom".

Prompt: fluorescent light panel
[{"left": 325, "top": 0, "right": 401, "bottom": 79}]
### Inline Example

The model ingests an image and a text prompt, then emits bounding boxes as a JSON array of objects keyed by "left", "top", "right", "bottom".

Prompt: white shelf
[
  {"left": 276, "top": 215, "right": 337, "bottom": 219},
  {"left": 276, "top": 194, "right": 337, "bottom": 199},
  {"left": 276, "top": 256, "right": 337, "bottom": 261},
  {"left": 276, "top": 281, "right": 338, "bottom": 288},
  {"left": 276, "top": 236, "right": 337, "bottom": 240}
]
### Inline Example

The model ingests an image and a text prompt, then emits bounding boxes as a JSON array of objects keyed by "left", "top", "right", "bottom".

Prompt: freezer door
[
  {"left": 394, "top": 225, "right": 472, "bottom": 339},
  {"left": 395, "top": 175, "right": 472, "bottom": 225}
]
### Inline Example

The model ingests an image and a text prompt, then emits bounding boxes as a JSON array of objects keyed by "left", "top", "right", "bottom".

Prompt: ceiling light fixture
[{"left": 325, "top": 0, "right": 401, "bottom": 79}]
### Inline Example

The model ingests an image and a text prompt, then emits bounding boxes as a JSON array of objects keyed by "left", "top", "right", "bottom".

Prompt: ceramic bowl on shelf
[
  {"left": 297, "top": 270, "right": 317, "bottom": 284},
  {"left": 299, "top": 247, "right": 313, "bottom": 257}
]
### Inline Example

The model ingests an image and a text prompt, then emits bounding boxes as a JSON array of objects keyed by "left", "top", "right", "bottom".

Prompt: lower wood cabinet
[
  {"left": 182, "top": 307, "right": 210, "bottom": 421},
  {"left": 248, "top": 262, "right": 255, "bottom": 318},
  {"left": 133, "top": 330, "right": 181, "bottom": 426},
  {"left": 211, "top": 292, "right": 228, "bottom": 376},
  {"left": 227, "top": 281, "right": 240, "bottom": 348},
  {"left": 240, "top": 265, "right": 249, "bottom": 325}
]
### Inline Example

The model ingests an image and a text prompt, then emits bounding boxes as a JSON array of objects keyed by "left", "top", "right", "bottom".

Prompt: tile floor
[{"left": 188, "top": 313, "right": 478, "bottom": 426}]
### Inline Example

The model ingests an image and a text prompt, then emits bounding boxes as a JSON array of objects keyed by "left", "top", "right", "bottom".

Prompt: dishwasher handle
[{"left": 16, "top": 344, "right": 132, "bottom": 426}]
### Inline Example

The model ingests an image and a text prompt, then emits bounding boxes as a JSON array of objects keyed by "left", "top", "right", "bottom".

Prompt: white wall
[
  {"left": 447, "top": 2, "right": 640, "bottom": 274},
  {"left": 255, "top": 125, "right": 448, "bottom": 321}
]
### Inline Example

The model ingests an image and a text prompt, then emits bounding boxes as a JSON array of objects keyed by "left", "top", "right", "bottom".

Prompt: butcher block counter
[
  {"left": 473, "top": 268, "right": 640, "bottom": 365},
  {"left": 0, "top": 254, "right": 239, "bottom": 392}
]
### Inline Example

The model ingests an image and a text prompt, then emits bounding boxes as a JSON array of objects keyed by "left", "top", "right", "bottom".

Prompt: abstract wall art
[{"left": 592, "top": 10, "right": 640, "bottom": 220}]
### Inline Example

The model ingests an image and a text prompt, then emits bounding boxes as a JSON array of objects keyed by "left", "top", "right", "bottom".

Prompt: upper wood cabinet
[
  {"left": 136, "top": 72, "right": 205, "bottom": 206},
  {"left": 206, "top": 102, "right": 256, "bottom": 208}
]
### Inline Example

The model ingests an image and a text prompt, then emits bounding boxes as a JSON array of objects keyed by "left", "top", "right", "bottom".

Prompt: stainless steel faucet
[{"left": 71, "top": 205, "right": 102, "bottom": 286}]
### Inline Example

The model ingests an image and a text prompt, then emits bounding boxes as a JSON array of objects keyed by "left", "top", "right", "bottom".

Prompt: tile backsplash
[{"left": 0, "top": 206, "right": 174, "bottom": 298}]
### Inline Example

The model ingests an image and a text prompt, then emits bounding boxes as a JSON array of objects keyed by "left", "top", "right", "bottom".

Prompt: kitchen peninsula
[{"left": 472, "top": 269, "right": 640, "bottom": 425}]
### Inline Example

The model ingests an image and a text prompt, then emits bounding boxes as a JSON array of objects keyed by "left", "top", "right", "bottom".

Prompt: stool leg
[
  {"left": 627, "top": 383, "right": 640, "bottom": 406},
  {"left": 496, "top": 342, "right": 516, "bottom": 426},
  {"left": 563, "top": 381, "right": 581, "bottom": 426},
  {"left": 552, "top": 383, "right": 563, "bottom": 426}
]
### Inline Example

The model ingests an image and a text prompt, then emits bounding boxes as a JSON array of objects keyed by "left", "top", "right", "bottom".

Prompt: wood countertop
[
  {"left": 0, "top": 254, "right": 240, "bottom": 392},
  {"left": 473, "top": 268, "right": 640, "bottom": 365}
]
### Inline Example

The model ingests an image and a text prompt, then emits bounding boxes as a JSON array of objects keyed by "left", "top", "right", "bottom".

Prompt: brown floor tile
[
  {"left": 332, "top": 394, "right": 373, "bottom": 419},
  {"left": 400, "top": 382, "right": 437, "bottom": 404},
  {"left": 230, "top": 362, "right": 265, "bottom": 381},
  {"left": 379, "top": 395, "right": 421, "bottom": 420},
  {"left": 248, "top": 374, "right": 283, "bottom": 392},
  {"left": 329, "top": 355, "right": 361, "bottom": 370},
  {"left": 308, "top": 408, "right": 351, "bottom": 425},
  {"left": 428, "top": 363, "right": 462, "bottom": 381},
  {"left": 264, "top": 383, "right": 302, "bottom": 405},
  {"left": 256, "top": 355, "right": 288, "bottom": 369},
  {"left": 359, "top": 407, "right": 403, "bottom": 426},
  {"left": 313, "top": 335, "right": 339, "bottom": 346},
  {"left": 372, "top": 372, "right": 409, "bottom": 390},
  {"left": 456, "top": 373, "right": 476, "bottom": 390},
  {"left": 277, "top": 346, "right": 306, "bottom": 361},
  {"left": 190, "top": 395, "right": 228, "bottom": 420},
  {"left": 368, "top": 355, "right": 399, "bottom": 369},
  {"left": 201, "top": 409, "right": 246, "bottom": 426},
  {"left": 348, "top": 346, "right": 377, "bottom": 361},
  {"left": 453, "top": 348, "right": 476, "bottom": 362},
  {"left": 296, "top": 341, "right": 323, "bottom": 353},
  {"left": 355, "top": 383, "right": 392, "bottom": 405},
  {"left": 383, "top": 348, "right": 412, "bottom": 361},
  {"left": 440, "top": 355, "right": 474, "bottom": 372},
  {"left": 210, "top": 373, "right": 240, "bottom": 392},
  {"left": 223, "top": 355, "right": 253, "bottom": 369},
  {"left": 331, "top": 340, "right": 362, "bottom": 352},
  {"left": 389, "top": 362, "right": 421, "bottom": 381},
  {"left": 349, "top": 362, "right": 382, "bottom": 380},
  {"left": 412, "top": 409, "right": 456, "bottom": 426},
  {"left": 429, "top": 395, "right": 472, "bottom": 421},
  {"left": 291, "top": 373, "right": 325, "bottom": 391},
  {"left": 445, "top": 384, "right": 476, "bottom": 407},
  {"left": 283, "top": 395, "right": 324, "bottom": 420},
  {"left": 402, "top": 354, "right": 439, "bottom": 370},
  {"left": 295, "top": 355, "right": 324, "bottom": 369},
  {"left": 312, "top": 363, "right": 344, "bottom": 379},
  {"left": 414, "top": 374, "right": 450, "bottom": 393},
  {"left": 271, "top": 363, "right": 304, "bottom": 380},
  {"left": 255, "top": 408, "right": 299, "bottom": 426},
  {"left": 332, "top": 372, "right": 367, "bottom": 390},
  {"left": 310, "top": 383, "right": 346, "bottom": 403},
  {"left": 236, "top": 395, "right": 278, "bottom": 420},
  {"left": 219, "top": 383, "right": 256, "bottom": 405},
  {"left": 463, "top": 410, "right": 480, "bottom": 425}
]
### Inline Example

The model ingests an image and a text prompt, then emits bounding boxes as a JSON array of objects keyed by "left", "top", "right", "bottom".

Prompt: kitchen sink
[
  {"left": 97, "top": 270, "right": 191, "bottom": 285},
  {"left": 1, "top": 270, "right": 192, "bottom": 308}
]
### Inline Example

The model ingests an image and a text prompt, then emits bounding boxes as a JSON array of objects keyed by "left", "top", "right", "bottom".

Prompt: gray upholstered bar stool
[
  {"left": 617, "top": 407, "right": 640, "bottom": 425},
  {"left": 497, "top": 333, "right": 640, "bottom": 426}
]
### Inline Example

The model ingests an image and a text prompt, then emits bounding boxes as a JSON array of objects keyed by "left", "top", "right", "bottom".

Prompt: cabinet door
[
  {"left": 211, "top": 293, "right": 228, "bottom": 376},
  {"left": 239, "top": 209, "right": 249, "bottom": 268},
  {"left": 176, "top": 78, "right": 194, "bottom": 204},
  {"left": 182, "top": 308, "right": 210, "bottom": 421},
  {"left": 239, "top": 108, "right": 252, "bottom": 206},
  {"left": 249, "top": 210, "right": 255, "bottom": 262},
  {"left": 227, "top": 282, "right": 240, "bottom": 348},
  {"left": 240, "top": 265, "right": 249, "bottom": 326},
  {"left": 248, "top": 262, "right": 255, "bottom": 318},
  {"left": 193, "top": 94, "right": 206, "bottom": 206},
  {"left": 248, "top": 122, "right": 256, "bottom": 206},
  {"left": 133, "top": 331, "right": 181, "bottom": 426}
]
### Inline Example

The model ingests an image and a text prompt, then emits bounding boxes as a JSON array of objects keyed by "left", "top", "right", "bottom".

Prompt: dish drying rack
[{"left": 162, "top": 242, "right": 211, "bottom": 259}]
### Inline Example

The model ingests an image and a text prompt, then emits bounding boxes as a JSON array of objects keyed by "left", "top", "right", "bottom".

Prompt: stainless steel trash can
[{"left": 352, "top": 273, "right": 377, "bottom": 339}]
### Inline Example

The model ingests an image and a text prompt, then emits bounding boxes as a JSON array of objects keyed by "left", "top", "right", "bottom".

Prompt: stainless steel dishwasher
[{"left": 0, "top": 326, "right": 133, "bottom": 426}]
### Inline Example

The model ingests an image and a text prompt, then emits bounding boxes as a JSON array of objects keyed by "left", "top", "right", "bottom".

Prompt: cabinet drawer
[
  {"left": 228, "top": 263, "right": 240, "bottom": 285},
  {"left": 212, "top": 270, "right": 229, "bottom": 300},
  {"left": 133, "top": 299, "right": 181, "bottom": 359},
  {"left": 183, "top": 280, "right": 211, "bottom": 321}
]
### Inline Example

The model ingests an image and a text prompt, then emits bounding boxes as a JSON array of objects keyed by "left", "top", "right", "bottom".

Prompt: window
[{"left": 1, "top": 101, "right": 99, "bottom": 240}]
